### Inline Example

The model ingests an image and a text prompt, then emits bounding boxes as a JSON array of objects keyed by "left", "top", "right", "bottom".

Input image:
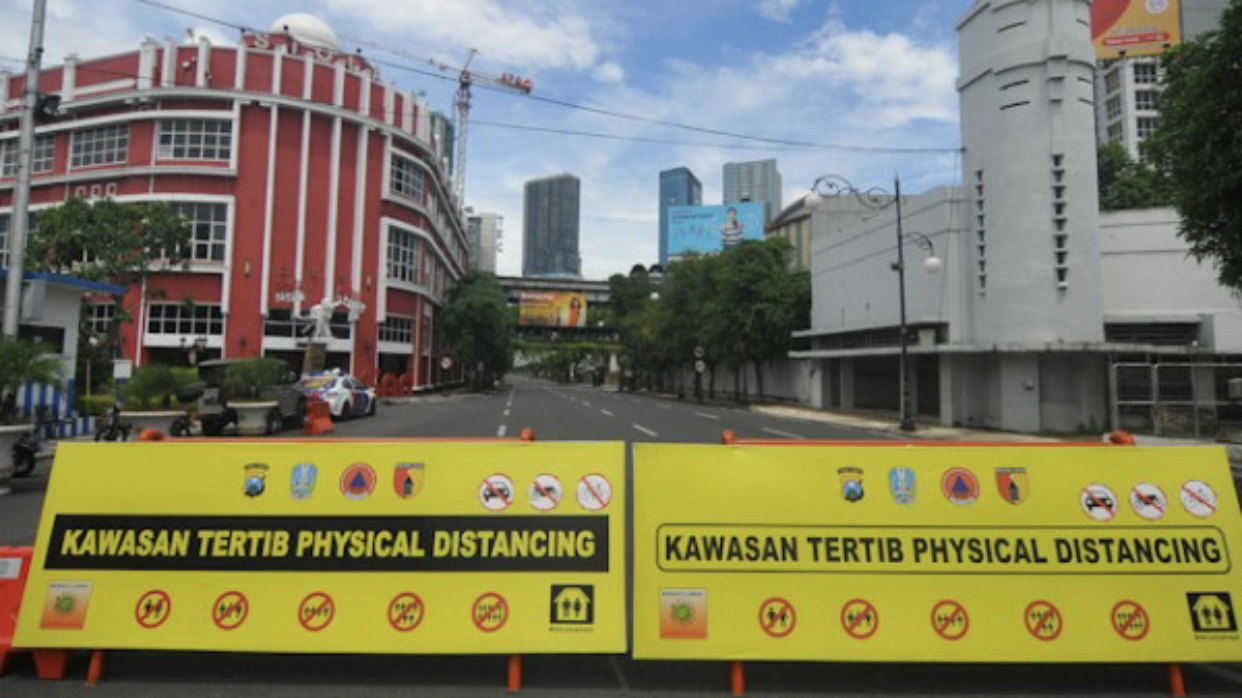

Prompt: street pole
[
  {"left": 3, "top": 0, "right": 49, "bottom": 337},
  {"left": 894, "top": 175, "right": 915, "bottom": 432}
]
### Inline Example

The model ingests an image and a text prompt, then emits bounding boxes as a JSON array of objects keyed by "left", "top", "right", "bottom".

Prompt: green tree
[
  {"left": 1097, "top": 142, "right": 1170, "bottom": 211},
  {"left": 1144, "top": 0, "right": 1242, "bottom": 289},
  {"left": 442, "top": 271, "right": 515, "bottom": 390},
  {"left": 0, "top": 337, "right": 64, "bottom": 422}
]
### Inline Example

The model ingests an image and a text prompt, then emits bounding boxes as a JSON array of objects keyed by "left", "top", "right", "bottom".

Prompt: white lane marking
[
  {"left": 497, "top": 424, "right": 508, "bottom": 437},
  {"left": 583, "top": 401, "right": 592, "bottom": 408},
  {"left": 505, "top": 391, "right": 515, "bottom": 408},
  {"left": 633, "top": 423, "right": 659, "bottom": 437},
  {"left": 503, "top": 409, "right": 510, "bottom": 418},
  {"left": 761, "top": 427, "right": 804, "bottom": 439},
  {"left": 657, "top": 404, "right": 671, "bottom": 411},
  {"left": 600, "top": 409, "right": 614, "bottom": 417},
  {"left": 693, "top": 411, "right": 720, "bottom": 420}
]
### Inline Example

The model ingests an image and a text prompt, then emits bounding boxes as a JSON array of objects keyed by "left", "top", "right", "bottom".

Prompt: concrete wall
[{"left": 677, "top": 360, "right": 815, "bottom": 404}]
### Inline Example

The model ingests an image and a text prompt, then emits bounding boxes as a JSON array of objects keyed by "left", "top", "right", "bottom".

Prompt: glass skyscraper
[
  {"left": 658, "top": 167, "right": 702, "bottom": 266},
  {"left": 723, "top": 159, "right": 782, "bottom": 225},
  {"left": 522, "top": 173, "right": 581, "bottom": 278}
]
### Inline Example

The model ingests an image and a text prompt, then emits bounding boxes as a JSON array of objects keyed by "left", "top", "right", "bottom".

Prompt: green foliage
[
  {"left": 77, "top": 393, "right": 115, "bottom": 417},
  {"left": 122, "top": 364, "right": 197, "bottom": 410},
  {"left": 225, "top": 358, "right": 289, "bottom": 401},
  {"left": 442, "top": 271, "right": 515, "bottom": 390},
  {"left": 1144, "top": 1, "right": 1242, "bottom": 290},
  {"left": 1097, "top": 142, "right": 1171, "bottom": 211},
  {"left": 0, "top": 337, "right": 64, "bottom": 423}
]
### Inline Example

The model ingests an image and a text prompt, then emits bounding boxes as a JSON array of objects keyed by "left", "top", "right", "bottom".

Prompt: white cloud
[
  {"left": 758, "top": 0, "right": 802, "bottom": 23},
  {"left": 593, "top": 61, "right": 624, "bottom": 84}
]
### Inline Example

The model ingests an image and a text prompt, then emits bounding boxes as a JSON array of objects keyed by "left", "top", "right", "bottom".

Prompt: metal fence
[{"left": 1110, "top": 361, "right": 1242, "bottom": 439}]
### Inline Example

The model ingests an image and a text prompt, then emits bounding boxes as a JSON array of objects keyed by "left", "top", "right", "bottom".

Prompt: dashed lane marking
[
  {"left": 600, "top": 409, "right": 614, "bottom": 417},
  {"left": 633, "top": 423, "right": 659, "bottom": 437},
  {"left": 693, "top": 411, "right": 720, "bottom": 420},
  {"left": 497, "top": 425, "right": 507, "bottom": 438},
  {"left": 761, "top": 427, "right": 804, "bottom": 439}
]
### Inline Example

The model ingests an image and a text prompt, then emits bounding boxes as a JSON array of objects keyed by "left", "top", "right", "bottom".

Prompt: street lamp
[{"left": 805, "top": 174, "right": 941, "bottom": 432}]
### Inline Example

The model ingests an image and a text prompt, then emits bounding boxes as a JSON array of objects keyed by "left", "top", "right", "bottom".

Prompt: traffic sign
[
  {"left": 694, "top": 360, "right": 706, "bottom": 374},
  {"left": 212, "top": 591, "right": 248, "bottom": 631},
  {"left": 479, "top": 473, "right": 514, "bottom": 511},
  {"left": 528, "top": 474, "right": 563, "bottom": 511},
  {"left": 440, "top": 356, "right": 453, "bottom": 371},
  {"left": 758, "top": 597, "right": 796, "bottom": 638},
  {"left": 135, "top": 590, "right": 171, "bottom": 629},
  {"left": 1080, "top": 483, "right": 1118, "bottom": 522},
  {"left": 694, "top": 346, "right": 705, "bottom": 359},
  {"left": 1180, "top": 480, "right": 1218, "bottom": 518},
  {"left": 388, "top": 593, "right": 425, "bottom": 632},
  {"left": 840, "top": 599, "right": 879, "bottom": 640},
  {"left": 1024, "top": 600, "right": 1063, "bottom": 641},
  {"left": 1129, "top": 483, "right": 1168, "bottom": 521},
  {"left": 931, "top": 600, "right": 969, "bottom": 641},
  {"left": 577, "top": 473, "right": 612, "bottom": 511},
  {"left": 473, "top": 592, "right": 509, "bottom": 632},
  {"left": 299, "top": 591, "right": 335, "bottom": 632},
  {"left": 1111, "top": 600, "right": 1150, "bottom": 641}
]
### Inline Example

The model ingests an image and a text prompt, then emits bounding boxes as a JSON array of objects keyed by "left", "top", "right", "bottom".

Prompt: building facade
[
  {"left": 723, "top": 158, "right": 782, "bottom": 225},
  {"left": 658, "top": 167, "right": 701, "bottom": 266},
  {"left": 522, "top": 173, "right": 581, "bottom": 278},
  {"left": 0, "top": 15, "right": 468, "bottom": 388},
  {"left": 466, "top": 208, "right": 501, "bottom": 273}
]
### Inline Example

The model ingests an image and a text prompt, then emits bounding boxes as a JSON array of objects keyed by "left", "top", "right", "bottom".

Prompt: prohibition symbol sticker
[
  {"left": 1024, "top": 600, "right": 1063, "bottom": 641},
  {"left": 931, "top": 600, "right": 969, "bottom": 641},
  {"left": 758, "top": 597, "right": 796, "bottom": 638},
  {"left": 212, "top": 591, "right": 248, "bottom": 631},
  {"left": 1111, "top": 600, "right": 1150, "bottom": 641},
  {"left": 1130, "top": 483, "right": 1168, "bottom": 521},
  {"left": 1180, "top": 480, "right": 1218, "bottom": 518},
  {"left": 473, "top": 592, "right": 509, "bottom": 632},
  {"left": 577, "top": 473, "right": 612, "bottom": 511},
  {"left": 840, "top": 599, "right": 879, "bottom": 640},
  {"left": 135, "top": 590, "right": 171, "bottom": 629},
  {"left": 1080, "top": 483, "right": 1119, "bottom": 522},
  {"left": 528, "top": 474, "right": 563, "bottom": 511},
  {"left": 298, "top": 591, "right": 336, "bottom": 632},
  {"left": 479, "top": 473, "right": 514, "bottom": 511},
  {"left": 388, "top": 592, "right": 425, "bottom": 632}
]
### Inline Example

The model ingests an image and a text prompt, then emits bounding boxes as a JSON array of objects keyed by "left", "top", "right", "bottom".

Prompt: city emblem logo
[
  {"left": 340, "top": 463, "right": 377, "bottom": 500},
  {"left": 838, "top": 467, "right": 864, "bottom": 502},
  {"left": 394, "top": 463, "right": 425, "bottom": 499},
  {"left": 995, "top": 467, "right": 1028, "bottom": 505},
  {"left": 290, "top": 463, "right": 317, "bottom": 500},
  {"left": 941, "top": 467, "right": 979, "bottom": 505},
  {"left": 243, "top": 463, "right": 269, "bottom": 498},
  {"left": 889, "top": 467, "right": 917, "bottom": 505}
]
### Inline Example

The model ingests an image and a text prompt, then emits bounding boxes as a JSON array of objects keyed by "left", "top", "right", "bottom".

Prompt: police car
[{"left": 296, "top": 371, "right": 377, "bottom": 419}]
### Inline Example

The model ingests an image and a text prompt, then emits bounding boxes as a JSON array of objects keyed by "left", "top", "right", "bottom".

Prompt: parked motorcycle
[
  {"left": 94, "top": 404, "right": 133, "bottom": 442},
  {"left": 11, "top": 405, "right": 53, "bottom": 478}
]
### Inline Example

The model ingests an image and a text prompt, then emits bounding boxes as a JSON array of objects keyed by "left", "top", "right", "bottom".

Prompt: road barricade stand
[
  {"left": 302, "top": 396, "right": 334, "bottom": 435},
  {"left": 633, "top": 433, "right": 1242, "bottom": 696},
  {"left": 10, "top": 433, "right": 625, "bottom": 689}
]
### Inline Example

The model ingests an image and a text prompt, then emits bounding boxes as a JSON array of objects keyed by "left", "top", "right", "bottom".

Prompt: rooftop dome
[{"left": 269, "top": 13, "right": 341, "bottom": 52}]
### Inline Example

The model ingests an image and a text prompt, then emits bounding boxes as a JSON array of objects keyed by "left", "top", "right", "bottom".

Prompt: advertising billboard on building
[
  {"left": 1092, "top": 0, "right": 1182, "bottom": 59},
  {"left": 667, "top": 203, "right": 764, "bottom": 261},
  {"left": 518, "top": 292, "right": 588, "bottom": 328}
]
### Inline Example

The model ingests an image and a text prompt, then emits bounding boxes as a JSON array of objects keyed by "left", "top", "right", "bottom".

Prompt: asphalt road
[{"left": 2, "top": 377, "right": 1241, "bottom": 696}]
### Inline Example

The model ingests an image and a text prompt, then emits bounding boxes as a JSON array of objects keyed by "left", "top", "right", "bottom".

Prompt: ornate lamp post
[{"left": 804, "top": 175, "right": 941, "bottom": 432}]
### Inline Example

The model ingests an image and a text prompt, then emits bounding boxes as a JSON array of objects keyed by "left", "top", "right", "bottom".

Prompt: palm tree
[{"left": 0, "top": 337, "right": 65, "bottom": 423}]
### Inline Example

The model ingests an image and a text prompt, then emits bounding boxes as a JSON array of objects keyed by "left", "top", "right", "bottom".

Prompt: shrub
[
  {"left": 224, "top": 358, "right": 289, "bottom": 401},
  {"left": 123, "top": 363, "right": 196, "bottom": 410}
]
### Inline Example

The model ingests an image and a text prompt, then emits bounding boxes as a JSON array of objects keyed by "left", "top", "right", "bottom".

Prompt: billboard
[
  {"left": 518, "top": 292, "right": 587, "bottom": 328},
  {"left": 667, "top": 202, "right": 764, "bottom": 261},
  {"left": 1092, "top": 0, "right": 1182, "bottom": 60}
]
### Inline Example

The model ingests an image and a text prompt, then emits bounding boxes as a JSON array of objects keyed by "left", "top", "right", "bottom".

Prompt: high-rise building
[
  {"left": 466, "top": 209, "right": 502, "bottom": 273},
  {"left": 1093, "top": 0, "right": 1230, "bottom": 159},
  {"left": 522, "top": 174, "right": 581, "bottom": 278},
  {"left": 658, "top": 168, "right": 702, "bottom": 266},
  {"left": 723, "top": 159, "right": 782, "bottom": 224}
]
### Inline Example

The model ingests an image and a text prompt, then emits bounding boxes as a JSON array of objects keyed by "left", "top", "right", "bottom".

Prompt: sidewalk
[{"left": 749, "top": 404, "right": 1066, "bottom": 442}]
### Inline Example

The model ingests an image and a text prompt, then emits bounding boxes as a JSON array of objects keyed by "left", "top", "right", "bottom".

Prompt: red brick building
[{"left": 0, "top": 14, "right": 467, "bottom": 388}]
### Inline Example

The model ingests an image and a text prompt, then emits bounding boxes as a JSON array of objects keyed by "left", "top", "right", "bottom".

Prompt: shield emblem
[
  {"left": 291, "top": 463, "right": 318, "bottom": 500},
  {"left": 838, "top": 467, "right": 864, "bottom": 502},
  {"left": 996, "top": 467, "right": 1028, "bottom": 505},
  {"left": 243, "top": 463, "right": 269, "bottom": 498},
  {"left": 394, "top": 463, "right": 425, "bottom": 499},
  {"left": 889, "top": 467, "right": 917, "bottom": 505}
]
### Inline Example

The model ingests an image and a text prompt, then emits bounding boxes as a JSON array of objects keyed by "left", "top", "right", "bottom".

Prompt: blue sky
[{"left": 1, "top": 0, "right": 972, "bottom": 278}]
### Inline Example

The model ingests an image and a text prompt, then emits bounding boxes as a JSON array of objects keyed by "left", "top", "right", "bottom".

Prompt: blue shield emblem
[
  {"left": 291, "top": 463, "right": 318, "bottom": 500},
  {"left": 889, "top": 467, "right": 917, "bottom": 505},
  {"left": 838, "top": 467, "right": 864, "bottom": 502}
]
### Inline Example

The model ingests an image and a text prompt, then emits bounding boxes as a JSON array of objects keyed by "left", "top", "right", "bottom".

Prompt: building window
[
  {"left": 387, "top": 226, "right": 421, "bottom": 285},
  {"left": 157, "top": 119, "right": 232, "bottom": 161},
  {"left": 167, "top": 202, "right": 228, "bottom": 262},
  {"left": 1107, "top": 123, "right": 1123, "bottom": 143},
  {"left": 390, "top": 152, "right": 425, "bottom": 202},
  {"left": 1134, "top": 90, "right": 1157, "bottom": 111},
  {"left": 0, "top": 212, "right": 37, "bottom": 268},
  {"left": 379, "top": 316, "right": 414, "bottom": 344},
  {"left": 1133, "top": 62, "right": 1158, "bottom": 85},
  {"left": 1104, "top": 69, "right": 1120, "bottom": 93},
  {"left": 85, "top": 303, "right": 115, "bottom": 335},
  {"left": 1, "top": 135, "right": 55, "bottom": 177},
  {"left": 146, "top": 303, "right": 224, "bottom": 336},
  {"left": 1137, "top": 117, "right": 1160, "bottom": 139},
  {"left": 1105, "top": 96, "right": 1121, "bottom": 121},
  {"left": 70, "top": 124, "right": 130, "bottom": 168}
]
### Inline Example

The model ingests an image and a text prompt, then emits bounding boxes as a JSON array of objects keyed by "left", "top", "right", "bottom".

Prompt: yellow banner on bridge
[
  {"left": 634, "top": 444, "right": 1242, "bottom": 662},
  {"left": 15, "top": 441, "right": 625, "bottom": 654}
]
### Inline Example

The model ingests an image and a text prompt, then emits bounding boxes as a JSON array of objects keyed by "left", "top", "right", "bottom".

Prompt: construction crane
[{"left": 339, "top": 35, "right": 533, "bottom": 204}]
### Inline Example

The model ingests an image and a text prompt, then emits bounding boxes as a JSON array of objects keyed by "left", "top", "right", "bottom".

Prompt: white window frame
[
  {"left": 85, "top": 303, "right": 116, "bottom": 336},
  {"left": 1, "top": 134, "right": 55, "bottom": 177},
  {"left": 390, "top": 151, "right": 426, "bottom": 202},
  {"left": 1136, "top": 117, "right": 1160, "bottom": 139},
  {"left": 387, "top": 225, "right": 421, "bottom": 285},
  {"left": 145, "top": 303, "right": 225, "bottom": 337},
  {"left": 1134, "top": 90, "right": 1157, "bottom": 112},
  {"left": 70, "top": 124, "right": 130, "bottom": 168},
  {"left": 1133, "top": 63, "right": 1158, "bottom": 85},
  {"left": 157, "top": 118, "right": 233, "bottom": 161},
  {"left": 167, "top": 201, "right": 229, "bottom": 262},
  {"left": 378, "top": 315, "right": 414, "bottom": 344}
]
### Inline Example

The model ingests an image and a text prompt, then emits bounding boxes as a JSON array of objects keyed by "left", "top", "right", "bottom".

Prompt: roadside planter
[
  {"left": 233, "top": 401, "right": 280, "bottom": 436},
  {"left": 118, "top": 409, "right": 183, "bottom": 437},
  {"left": 0, "top": 424, "right": 26, "bottom": 495}
]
